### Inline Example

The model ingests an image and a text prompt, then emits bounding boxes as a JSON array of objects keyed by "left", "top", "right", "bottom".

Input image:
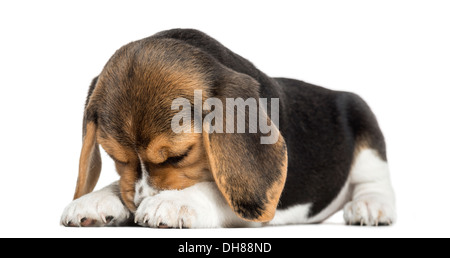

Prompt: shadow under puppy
[{"left": 61, "top": 29, "right": 396, "bottom": 228}]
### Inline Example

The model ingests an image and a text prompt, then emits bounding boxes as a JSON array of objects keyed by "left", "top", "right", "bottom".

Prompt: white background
[{"left": 1, "top": 0, "right": 449, "bottom": 238}]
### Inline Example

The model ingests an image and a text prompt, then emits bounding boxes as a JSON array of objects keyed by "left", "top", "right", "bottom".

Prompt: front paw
[
  {"left": 61, "top": 183, "right": 131, "bottom": 227},
  {"left": 134, "top": 192, "right": 198, "bottom": 229}
]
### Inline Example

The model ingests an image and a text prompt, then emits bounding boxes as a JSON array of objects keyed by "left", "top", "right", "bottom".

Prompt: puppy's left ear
[
  {"left": 73, "top": 77, "right": 102, "bottom": 200},
  {"left": 203, "top": 71, "right": 288, "bottom": 222}
]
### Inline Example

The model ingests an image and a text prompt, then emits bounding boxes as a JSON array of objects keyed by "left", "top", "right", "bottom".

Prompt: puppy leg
[
  {"left": 61, "top": 181, "right": 132, "bottom": 227},
  {"left": 344, "top": 149, "right": 396, "bottom": 226},
  {"left": 134, "top": 182, "right": 256, "bottom": 228}
]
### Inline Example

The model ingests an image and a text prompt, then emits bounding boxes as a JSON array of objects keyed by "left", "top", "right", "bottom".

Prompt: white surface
[{"left": 1, "top": 0, "right": 449, "bottom": 238}]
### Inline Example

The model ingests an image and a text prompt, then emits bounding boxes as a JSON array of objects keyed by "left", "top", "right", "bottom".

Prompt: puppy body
[{"left": 61, "top": 29, "right": 396, "bottom": 227}]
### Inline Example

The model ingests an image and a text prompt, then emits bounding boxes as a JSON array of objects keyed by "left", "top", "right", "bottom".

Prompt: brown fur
[
  {"left": 74, "top": 122, "right": 101, "bottom": 199},
  {"left": 73, "top": 36, "right": 288, "bottom": 222},
  {"left": 201, "top": 70, "right": 288, "bottom": 222},
  {"left": 145, "top": 133, "right": 212, "bottom": 190}
]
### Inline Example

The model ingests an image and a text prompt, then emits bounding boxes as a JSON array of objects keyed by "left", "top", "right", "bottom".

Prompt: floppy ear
[
  {"left": 203, "top": 71, "right": 288, "bottom": 222},
  {"left": 73, "top": 77, "right": 102, "bottom": 200}
]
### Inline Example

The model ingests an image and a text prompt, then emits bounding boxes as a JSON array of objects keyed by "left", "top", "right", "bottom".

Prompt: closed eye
[
  {"left": 107, "top": 153, "right": 129, "bottom": 165},
  {"left": 161, "top": 146, "right": 193, "bottom": 166}
]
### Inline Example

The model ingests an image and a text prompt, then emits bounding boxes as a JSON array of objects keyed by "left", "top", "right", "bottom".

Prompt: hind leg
[{"left": 344, "top": 149, "right": 396, "bottom": 226}]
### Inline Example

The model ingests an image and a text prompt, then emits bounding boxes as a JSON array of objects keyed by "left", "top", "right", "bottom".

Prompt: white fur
[
  {"left": 60, "top": 182, "right": 130, "bottom": 226},
  {"left": 133, "top": 155, "right": 251, "bottom": 228},
  {"left": 268, "top": 180, "right": 351, "bottom": 226},
  {"left": 134, "top": 182, "right": 251, "bottom": 228},
  {"left": 268, "top": 148, "right": 395, "bottom": 227},
  {"left": 343, "top": 149, "right": 396, "bottom": 226},
  {"left": 61, "top": 148, "right": 395, "bottom": 228},
  {"left": 134, "top": 156, "right": 159, "bottom": 207},
  {"left": 268, "top": 203, "right": 312, "bottom": 226}
]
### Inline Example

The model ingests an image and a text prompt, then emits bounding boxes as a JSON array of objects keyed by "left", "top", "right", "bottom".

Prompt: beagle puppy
[{"left": 61, "top": 29, "right": 396, "bottom": 228}]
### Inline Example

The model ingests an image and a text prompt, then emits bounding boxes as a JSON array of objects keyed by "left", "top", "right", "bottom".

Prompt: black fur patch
[
  {"left": 86, "top": 29, "right": 387, "bottom": 218},
  {"left": 153, "top": 29, "right": 387, "bottom": 217}
]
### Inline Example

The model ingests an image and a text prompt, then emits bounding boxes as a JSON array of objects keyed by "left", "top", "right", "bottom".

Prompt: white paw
[
  {"left": 61, "top": 183, "right": 131, "bottom": 227},
  {"left": 134, "top": 184, "right": 223, "bottom": 228},
  {"left": 343, "top": 196, "right": 396, "bottom": 226},
  {"left": 134, "top": 195, "right": 196, "bottom": 228}
]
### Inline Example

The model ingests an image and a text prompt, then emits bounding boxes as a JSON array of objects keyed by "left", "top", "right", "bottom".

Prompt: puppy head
[{"left": 73, "top": 38, "right": 287, "bottom": 222}]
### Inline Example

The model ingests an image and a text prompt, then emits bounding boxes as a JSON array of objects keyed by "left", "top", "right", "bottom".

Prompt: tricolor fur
[{"left": 61, "top": 29, "right": 396, "bottom": 227}]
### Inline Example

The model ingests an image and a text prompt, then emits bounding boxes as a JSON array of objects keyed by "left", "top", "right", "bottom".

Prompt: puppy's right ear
[{"left": 73, "top": 77, "right": 102, "bottom": 200}]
